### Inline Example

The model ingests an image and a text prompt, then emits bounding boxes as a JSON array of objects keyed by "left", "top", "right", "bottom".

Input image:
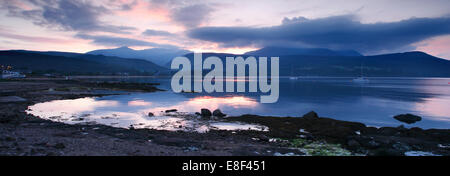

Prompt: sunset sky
[{"left": 1, "top": 0, "right": 450, "bottom": 59}]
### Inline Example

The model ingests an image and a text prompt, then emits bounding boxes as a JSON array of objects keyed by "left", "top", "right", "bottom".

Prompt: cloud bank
[
  {"left": 142, "top": 29, "right": 174, "bottom": 36},
  {"left": 2, "top": 0, "right": 136, "bottom": 34},
  {"left": 187, "top": 15, "right": 450, "bottom": 54},
  {"left": 170, "top": 4, "right": 214, "bottom": 28},
  {"left": 76, "top": 34, "right": 178, "bottom": 48}
]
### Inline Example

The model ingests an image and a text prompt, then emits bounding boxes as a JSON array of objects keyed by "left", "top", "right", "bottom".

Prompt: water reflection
[
  {"left": 128, "top": 100, "right": 152, "bottom": 106},
  {"left": 29, "top": 98, "right": 119, "bottom": 116},
  {"left": 185, "top": 96, "right": 258, "bottom": 109},
  {"left": 27, "top": 96, "right": 267, "bottom": 133},
  {"left": 28, "top": 77, "right": 450, "bottom": 129},
  {"left": 414, "top": 97, "right": 450, "bottom": 121}
]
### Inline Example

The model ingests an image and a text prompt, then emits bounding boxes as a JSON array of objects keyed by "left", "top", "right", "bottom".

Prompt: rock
[
  {"left": 378, "top": 127, "right": 398, "bottom": 136},
  {"left": 302, "top": 111, "right": 318, "bottom": 120},
  {"left": 200, "top": 109, "right": 212, "bottom": 117},
  {"left": 299, "top": 129, "right": 309, "bottom": 134},
  {"left": 366, "top": 140, "right": 381, "bottom": 149},
  {"left": 393, "top": 114, "right": 422, "bottom": 124},
  {"left": 212, "top": 109, "right": 226, "bottom": 117},
  {"left": 152, "top": 137, "right": 194, "bottom": 147},
  {"left": 392, "top": 142, "right": 412, "bottom": 151},
  {"left": 72, "top": 117, "right": 84, "bottom": 121},
  {"left": 195, "top": 112, "right": 201, "bottom": 116},
  {"left": 370, "top": 148, "right": 404, "bottom": 156},
  {"left": 4, "top": 136, "right": 16, "bottom": 141},
  {"left": 0, "top": 116, "right": 12, "bottom": 123},
  {"left": 54, "top": 143, "right": 65, "bottom": 149},
  {"left": 347, "top": 139, "right": 361, "bottom": 149},
  {"left": 46, "top": 152, "right": 57, "bottom": 156},
  {"left": 184, "top": 146, "right": 199, "bottom": 152},
  {"left": 148, "top": 112, "right": 154, "bottom": 117},
  {"left": 258, "top": 135, "right": 270, "bottom": 142},
  {"left": 357, "top": 137, "right": 381, "bottom": 149},
  {"left": 165, "top": 109, "right": 178, "bottom": 113}
]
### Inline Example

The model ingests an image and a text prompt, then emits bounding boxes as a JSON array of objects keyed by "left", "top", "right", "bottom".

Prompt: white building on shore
[{"left": 1, "top": 70, "right": 26, "bottom": 79}]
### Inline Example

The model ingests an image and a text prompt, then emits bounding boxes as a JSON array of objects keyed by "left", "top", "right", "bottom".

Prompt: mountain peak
[
  {"left": 86, "top": 47, "right": 191, "bottom": 67},
  {"left": 372, "top": 51, "right": 436, "bottom": 58},
  {"left": 116, "top": 46, "right": 134, "bottom": 50},
  {"left": 405, "top": 51, "right": 432, "bottom": 56}
]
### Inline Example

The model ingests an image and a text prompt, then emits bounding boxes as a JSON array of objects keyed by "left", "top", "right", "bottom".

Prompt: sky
[{"left": 1, "top": 0, "right": 450, "bottom": 59}]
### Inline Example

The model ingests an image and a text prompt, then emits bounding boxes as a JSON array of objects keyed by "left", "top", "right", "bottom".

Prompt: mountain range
[
  {"left": 245, "top": 46, "right": 362, "bottom": 57},
  {"left": 181, "top": 51, "right": 450, "bottom": 77},
  {"left": 0, "top": 50, "right": 167, "bottom": 75},
  {"left": 1, "top": 46, "right": 450, "bottom": 77}
]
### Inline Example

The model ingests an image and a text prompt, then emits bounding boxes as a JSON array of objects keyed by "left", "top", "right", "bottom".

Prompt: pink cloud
[
  {"left": 414, "top": 35, "right": 450, "bottom": 60},
  {"left": 115, "top": 0, "right": 170, "bottom": 21},
  {"left": 8, "top": 0, "right": 33, "bottom": 10}
]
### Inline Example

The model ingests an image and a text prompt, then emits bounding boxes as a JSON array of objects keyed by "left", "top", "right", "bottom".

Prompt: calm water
[{"left": 28, "top": 77, "right": 450, "bottom": 129}]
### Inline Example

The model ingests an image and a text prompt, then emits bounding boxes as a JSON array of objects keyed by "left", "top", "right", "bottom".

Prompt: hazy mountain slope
[
  {"left": 277, "top": 52, "right": 450, "bottom": 77},
  {"left": 87, "top": 47, "right": 191, "bottom": 66},
  {"left": 72, "top": 54, "right": 167, "bottom": 73},
  {"left": 13, "top": 50, "right": 83, "bottom": 58},
  {"left": 0, "top": 51, "right": 167, "bottom": 75},
  {"left": 12, "top": 50, "right": 168, "bottom": 73},
  {"left": 179, "top": 52, "right": 450, "bottom": 77},
  {"left": 245, "top": 46, "right": 362, "bottom": 57}
]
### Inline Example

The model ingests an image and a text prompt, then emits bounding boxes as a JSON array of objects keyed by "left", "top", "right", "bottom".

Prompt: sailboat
[
  {"left": 353, "top": 59, "right": 369, "bottom": 83},
  {"left": 353, "top": 77, "right": 369, "bottom": 83},
  {"left": 289, "top": 76, "right": 300, "bottom": 80},
  {"left": 289, "top": 65, "right": 300, "bottom": 80}
]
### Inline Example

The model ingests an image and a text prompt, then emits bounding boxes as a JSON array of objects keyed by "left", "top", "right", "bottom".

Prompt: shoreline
[{"left": 0, "top": 79, "right": 449, "bottom": 156}]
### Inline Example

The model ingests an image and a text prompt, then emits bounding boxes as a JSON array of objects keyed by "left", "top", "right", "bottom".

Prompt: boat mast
[{"left": 360, "top": 58, "right": 363, "bottom": 77}]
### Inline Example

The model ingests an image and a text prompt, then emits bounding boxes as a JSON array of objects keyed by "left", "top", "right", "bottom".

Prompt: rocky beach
[{"left": 0, "top": 78, "right": 449, "bottom": 156}]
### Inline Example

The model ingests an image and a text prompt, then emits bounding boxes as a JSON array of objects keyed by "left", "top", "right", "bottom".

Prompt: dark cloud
[
  {"left": 187, "top": 15, "right": 450, "bottom": 54},
  {"left": 147, "top": 1, "right": 216, "bottom": 28},
  {"left": 142, "top": 29, "right": 174, "bottom": 36},
  {"left": 2, "top": 0, "right": 136, "bottom": 34},
  {"left": 170, "top": 4, "right": 214, "bottom": 28},
  {"left": 75, "top": 33, "right": 178, "bottom": 48}
]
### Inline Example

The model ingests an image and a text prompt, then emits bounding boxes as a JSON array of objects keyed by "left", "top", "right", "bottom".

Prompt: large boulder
[
  {"left": 200, "top": 109, "right": 212, "bottom": 117},
  {"left": 165, "top": 109, "right": 178, "bottom": 113},
  {"left": 212, "top": 109, "right": 226, "bottom": 117},
  {"left": 347, "top": 139, "right": 361, "bottom": 150},
  {"left": 393, "top": 114, "right": 422, "bottom": 124},
  {"left": 302, "top": 111, "right": 318, "bottom": 120}
]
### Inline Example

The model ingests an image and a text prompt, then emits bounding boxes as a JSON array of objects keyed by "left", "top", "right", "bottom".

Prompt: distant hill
[
  {"left": 245, "top": 46, "right": 362, "bottom": 57},
  {"left": 3, "top": 49, "right": 450, "bottom": 77},
  {"left": 87, "top": 47, "right": 191, "bottom": 66},
  {"left": 0, "top": 50, "right": 168, "bottom": 75},
  {"left": 179, "top": 51, "right": 450, "bottom": 77},
  {"left": 278, "top": 51, "right": 450, "bottom": 77}
]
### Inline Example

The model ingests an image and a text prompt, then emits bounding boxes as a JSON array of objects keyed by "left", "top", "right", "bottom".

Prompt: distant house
[{"left": 1, "top": 70, "right": 26, "bottom": 79}]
